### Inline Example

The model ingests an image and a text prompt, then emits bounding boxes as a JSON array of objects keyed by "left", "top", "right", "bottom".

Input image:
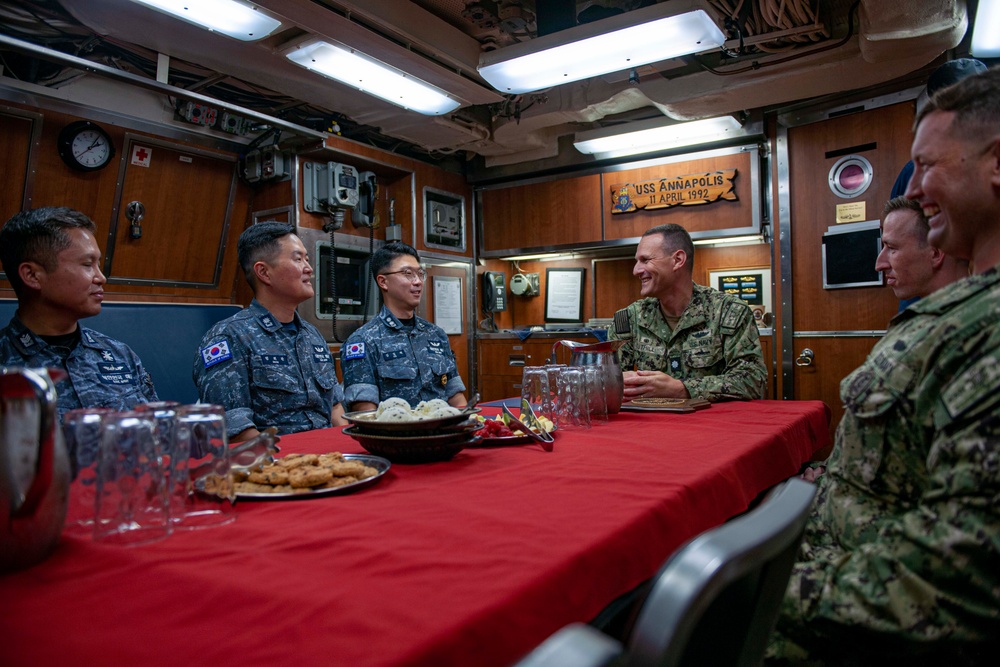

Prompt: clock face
[{"left": 58, "top": 121, "right": 116, "bottom": 172}]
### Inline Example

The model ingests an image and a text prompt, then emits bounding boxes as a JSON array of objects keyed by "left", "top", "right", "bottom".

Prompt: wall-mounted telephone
[
  {"left": 354, "top": 171, "right": 378, "bottom": 228},
  {"left": 482, "top": 271, "right": 507, "bottom": 312}
]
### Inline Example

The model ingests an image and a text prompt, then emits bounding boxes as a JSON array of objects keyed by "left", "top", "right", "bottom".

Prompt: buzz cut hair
[
  {"left": 237, "top": 221, "right": 296, "bottom": 292},
  {"left": 882, "top": 197, "right": 929, "bottom": 244},
  {"left": 915, "top": 65, "right": 1000, "bottom": 142},
  {"left": 643, "top": 223, "right": 695, "bottom": 273}
]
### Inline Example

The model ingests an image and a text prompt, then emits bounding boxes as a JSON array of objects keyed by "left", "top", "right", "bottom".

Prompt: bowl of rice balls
[{"left": 342, "top": 398, "right": 482, "bottom": 463}]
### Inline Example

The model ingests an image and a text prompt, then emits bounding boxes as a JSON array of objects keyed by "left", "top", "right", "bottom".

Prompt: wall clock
[{"left": 57, "top": 121, "right": 116, "bottom": 172}]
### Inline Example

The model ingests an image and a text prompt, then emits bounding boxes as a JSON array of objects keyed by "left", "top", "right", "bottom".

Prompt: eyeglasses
[{"left": 381, "top": 268, "right": 427, "bottom": 283}]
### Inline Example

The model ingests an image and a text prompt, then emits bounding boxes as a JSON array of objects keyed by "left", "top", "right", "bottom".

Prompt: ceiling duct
[{"left": 536, "top": 0, "right": 577, "bottom": 36}]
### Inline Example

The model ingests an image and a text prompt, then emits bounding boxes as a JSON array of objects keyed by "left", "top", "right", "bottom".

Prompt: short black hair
[
  {"left": 237, "top": 221, "right": 296, "bottom": 292},
  {"left": 643, "top": 223, "right": 695, "bottom": 273},
  {"left": 370, "top": 241, "right": 420, "bottom": 279},
  {"left": 0, "top": 207, "right": 97, "bottom": 297}
]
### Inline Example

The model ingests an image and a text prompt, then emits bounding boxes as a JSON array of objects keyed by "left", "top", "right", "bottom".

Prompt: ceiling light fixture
[
  {"left": 971, "top": 0, "right": 1000, "bottom": 57},
  {"left": 692, "top": 234, "right": 764, "bottom": 247},
  {"left": 574, "top": 115, "right": 743, "bottom": 159},
  {"left": 283, "top": 38, "right": 461, "bottom": 116},
  {"left": 477, "top": 0, "right": 725, "bottom": 94},
  {"left": 126, "top": 0, "right": 282, "bottom": 41}
]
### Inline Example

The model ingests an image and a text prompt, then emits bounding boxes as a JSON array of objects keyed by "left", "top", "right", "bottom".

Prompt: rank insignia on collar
[
  {"left": 261, "top": 316, "right": 274, "bottom": 328},
  {"left": 19, "top": 332, "right": 33, "bottom": 347}
]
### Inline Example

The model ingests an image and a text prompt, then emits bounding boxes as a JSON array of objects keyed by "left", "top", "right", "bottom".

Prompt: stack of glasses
[
  {"left": 62, "top": 402, "right": 243, "bottom": 547},
  {"left": 521, "top": 364, "right": 608, "bottom": 431}
]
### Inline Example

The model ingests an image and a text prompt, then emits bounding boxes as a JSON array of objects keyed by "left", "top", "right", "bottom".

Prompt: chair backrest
[
  {"left": 1, "top": 299, "right": 241, "bottom": 404},
  {"left": 624, "top": 477, "right": 816, "bottom": 667}
]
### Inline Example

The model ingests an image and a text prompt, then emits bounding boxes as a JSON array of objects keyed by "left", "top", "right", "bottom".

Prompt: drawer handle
[{"left": 509, "top": 354, "right": 526, "bottom": 367}]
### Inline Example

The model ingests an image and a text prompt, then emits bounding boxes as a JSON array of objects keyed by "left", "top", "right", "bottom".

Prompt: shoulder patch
[
  {"left": 201, "top": 340, "right": 232, "bottom": 368},
  {"left": 344, "top": 342, "right": 366, "bottom": 360},
  {"left": 613, "top": 308, "right": 632, "bottom": 336},
  {"left": 940, "top": 353, "right": 1000, "bottom": 420},
  {"left": 720, "top": 300, "right": 750, "bottom": 335}
]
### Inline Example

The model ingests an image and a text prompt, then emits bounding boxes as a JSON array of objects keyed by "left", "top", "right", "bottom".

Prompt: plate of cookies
[{"left": 227, "top": 451, "right": 390, "bottom": 500}]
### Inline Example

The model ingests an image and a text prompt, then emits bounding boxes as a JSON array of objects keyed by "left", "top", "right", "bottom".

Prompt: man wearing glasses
[{"left": 341, "top": 241, "right": 467, "bottom": 412}]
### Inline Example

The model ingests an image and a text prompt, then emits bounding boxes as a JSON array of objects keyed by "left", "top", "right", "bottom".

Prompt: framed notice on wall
[
  {"left": 432, "top": 276, "right": 463, "bottom": 335},
  {"left": 707, "top": 267, "right": 772, "bottom": 327},
  {"left": 544, "top": 268, "right": 585, "bottom": 324}
]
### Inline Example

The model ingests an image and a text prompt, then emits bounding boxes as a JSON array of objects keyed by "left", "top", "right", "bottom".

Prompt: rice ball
[
  {"left": 415, "top": 398, "right": 452, "bottom": 416},
  {"left": 376, "top": 397, "right": 411, "bottom": 418},
  {"left": 375, "top": 405, "right": 414, "bottom": 422}
]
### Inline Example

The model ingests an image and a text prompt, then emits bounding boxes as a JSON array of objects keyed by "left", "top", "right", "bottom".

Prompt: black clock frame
[{"left": 57, "top": 120, "right": 116, "bottom": 172}]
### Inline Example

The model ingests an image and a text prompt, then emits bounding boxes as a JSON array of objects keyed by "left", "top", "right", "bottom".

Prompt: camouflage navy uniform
[
  {"left": 0, "top": 313, "right": 158, "bottom": 422},
  {"left": 607, "top": 283, "right": 766, "bottom": 401},
  {"left": 341, "top": 305, "right": 465, "bottom": 408},
  {"left": 769, "top": 270, "right": 1000, "bottom": 665},
  {"left": 192, "top": 300, "right": 344, "bottom": 438}
]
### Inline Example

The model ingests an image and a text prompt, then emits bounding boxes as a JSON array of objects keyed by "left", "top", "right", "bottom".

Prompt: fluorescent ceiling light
[
  {"left": 127, "top": 0, "right": 282, "bottom": 41},
  {"left": 692, "top": 235, "right": 763, "bottom": 246},
  {"left": 971, "top": 0, "right": 1000, "bottom": 57},
  {"left": 478, "top": 2, "right": 725, "bottom": 94},
  {"left": 574, "top": 115, "right": 743, "bottom": 159},
  {"left": 284, "top": 38, "right": 461, "bottom": 116}
]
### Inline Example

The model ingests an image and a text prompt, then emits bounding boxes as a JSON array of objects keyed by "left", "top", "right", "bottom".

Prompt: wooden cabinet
[{"left": 477, "top": 335, "right": 596, "bottom": 402}]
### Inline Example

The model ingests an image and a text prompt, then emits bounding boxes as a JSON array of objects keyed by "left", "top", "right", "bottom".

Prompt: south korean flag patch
[
  {"left": 344, "top": 342, "right": 366, "bottom": 360},
  {"left": 201, "top": 340, "right": 233, "bottom": 368}
]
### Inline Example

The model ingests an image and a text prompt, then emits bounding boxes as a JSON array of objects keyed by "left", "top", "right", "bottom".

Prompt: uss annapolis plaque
[{"left": 610, "top": 169, "right": 738, "bottom": 214}]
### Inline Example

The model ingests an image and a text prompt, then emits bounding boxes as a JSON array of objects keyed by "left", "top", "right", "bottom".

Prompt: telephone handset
[
  {"left": 482, "top": 271, "right": 507, "bottom": 312},
  {"left": 354, "top": 171, "right": 378, "bottom": 228}
]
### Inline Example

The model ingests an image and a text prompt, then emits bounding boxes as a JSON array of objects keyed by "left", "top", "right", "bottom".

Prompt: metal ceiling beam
[{"left": 0, "top": 32, "right": 328, "bottom": 142}]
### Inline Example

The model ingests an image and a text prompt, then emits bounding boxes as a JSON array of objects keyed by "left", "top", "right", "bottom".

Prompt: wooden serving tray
[{"left": 620, "top": 398, "right": 712, "bottom": 413}]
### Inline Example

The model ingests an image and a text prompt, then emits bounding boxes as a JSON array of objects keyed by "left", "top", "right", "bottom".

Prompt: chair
[{"left": 513, "top": 477, "right": 817, "bottom": 667}]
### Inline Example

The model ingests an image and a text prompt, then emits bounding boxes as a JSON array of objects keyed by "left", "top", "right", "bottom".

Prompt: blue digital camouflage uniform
[
  {"left": 607, "top": 282, "right": 767, "bottom": 401},
  {"left": 768, "top": 269, "right": 1000, "bottom": 665},
  {"left": 0, "top": 312, "right": 158, "bottom": 422},
  {"left": 192, "top": 300, "right": 344, "bottom": 438},
  {"left": 341, "top": 305, "right": 465, "bottom": 408}
]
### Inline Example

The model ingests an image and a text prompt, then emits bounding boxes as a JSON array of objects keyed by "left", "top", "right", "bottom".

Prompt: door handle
[
  {"left": 795, "top": 348, "right": 815, "bottom": 367},
  {"left": 125, "top": 200, "right": 145, "bottom": 239}
]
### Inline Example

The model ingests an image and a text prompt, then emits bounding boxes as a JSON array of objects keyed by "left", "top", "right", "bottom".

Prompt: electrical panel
[
  {"left": 303, "top": 162, "right": 360, "bottom": 213},
  {"left": 218, "top": 111, "right": 251, "bottom": 136},
  {"left": 260, "top": 146, "right": 289, "bottom": 180},
  {"left": 178, "top": 101, "right": 217, "bottom": 127},
  {"left": 423, "top": 187, "right": 466, "bottom": 251}
]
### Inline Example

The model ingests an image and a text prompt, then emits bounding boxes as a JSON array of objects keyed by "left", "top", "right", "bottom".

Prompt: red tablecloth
[{"left": 1, "top": 400, "right": 829, "bottom": 667}]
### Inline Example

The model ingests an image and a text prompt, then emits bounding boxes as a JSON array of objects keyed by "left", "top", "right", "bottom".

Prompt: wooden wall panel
[
  {"left": 109, "top": 139, "right": 235, "bottom": 285},
  {"left": 480, "top": 174, "right": 603, "bottom": 252},
  {"left": 789, "top": 103, "right": 911, "bottom": 331},
  {"left": 0, "top": 110, "right": 32, "bottom": 224},
  {"left": 603, "top": 151, "right": 754, "bottom": 241},
  {"left": 0, "top": 103, "right": 250, "bottom": 304},
  {"left": 594, "top": 258, "right": 641, "bottom": 319}
]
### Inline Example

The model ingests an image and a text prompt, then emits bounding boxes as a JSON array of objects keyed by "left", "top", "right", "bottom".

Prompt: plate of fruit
[{"left": 472, "top": 412, "right": 556, "bottom": 445}]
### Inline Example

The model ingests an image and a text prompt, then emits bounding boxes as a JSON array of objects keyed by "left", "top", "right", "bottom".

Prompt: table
[{"left": 1, "top": 400, "right": 830, "bottom": 667}]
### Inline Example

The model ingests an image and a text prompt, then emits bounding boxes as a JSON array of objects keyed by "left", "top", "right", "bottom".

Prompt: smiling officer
[
  {"left": 340, "top": 241, "right": 466, "bottom": 412},
  {"left": 0, "top": 207, "right": 158, "bottom": 422},
  {"left": 193, "top": 222, "right": 345, "bottom": 441},
  {"left": 607, "top": 223, "right": 766, "bottom": 402}
]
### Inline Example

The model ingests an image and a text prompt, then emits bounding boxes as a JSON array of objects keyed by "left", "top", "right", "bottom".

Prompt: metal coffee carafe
[
  {"left": 1, "top": 367, "right": 71, "bottom": 572},
  {"left": 551, "top": 339, "right": 626, "bottom": 414}
]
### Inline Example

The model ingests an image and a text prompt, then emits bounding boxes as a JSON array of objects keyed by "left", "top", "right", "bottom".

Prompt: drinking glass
[
  {"left": 172, "top": 404, "right": 235, "bottom": 529},
  {"left": 93, "top": 410, "right": 172, "bottom": 546},
  {"left": 62, "top": 407, "right": 114, "bottom": 537},
  {"left": 553, "top": 367, "right": 591, "bottom": 431},
  {"left": 520, "top": 366, "right": 551, "bottom": 418},
  {"left": 583, "top": 366, "right": 609, "bottom": 424},
  {"left": 135, "top": 402, "right": 185, "bottom": 526},
  {"left": 543, "top": 364, "right": 566, "bottom": 419}
]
